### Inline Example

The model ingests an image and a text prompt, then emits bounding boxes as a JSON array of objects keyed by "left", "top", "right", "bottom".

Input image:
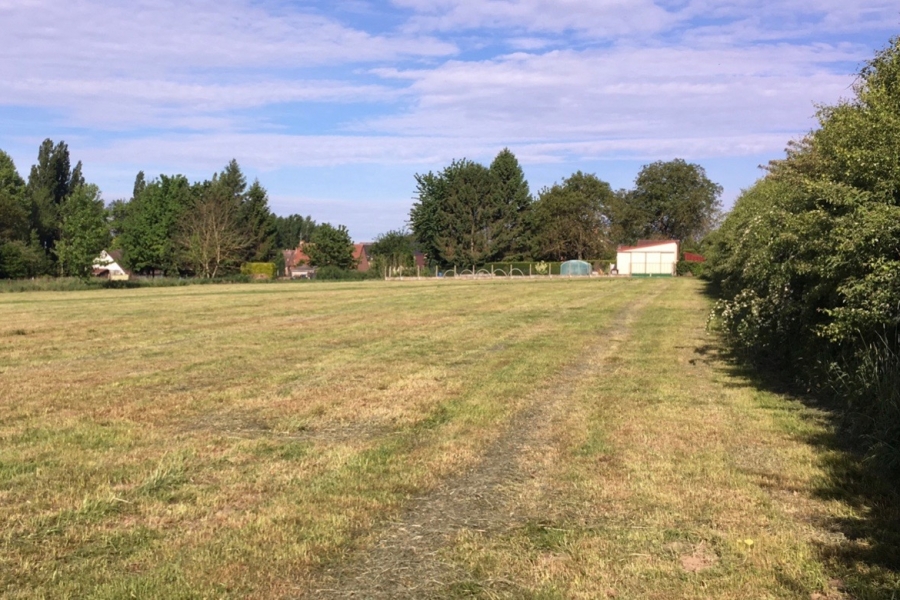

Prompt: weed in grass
[
  {"left": 137, "top": 453, "right": 188, "bottom": 499},
  {"left": 521, "top": 520, "right": 572, "bottom": 552}
]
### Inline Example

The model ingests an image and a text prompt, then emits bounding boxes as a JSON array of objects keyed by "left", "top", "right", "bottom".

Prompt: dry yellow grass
[{"left": 1, "top": 279, "right": 894, "bottom": 599}]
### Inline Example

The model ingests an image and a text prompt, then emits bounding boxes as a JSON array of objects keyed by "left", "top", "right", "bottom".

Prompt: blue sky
[{"left": 1, "top": 0, "right": 897, "bottom": 241}]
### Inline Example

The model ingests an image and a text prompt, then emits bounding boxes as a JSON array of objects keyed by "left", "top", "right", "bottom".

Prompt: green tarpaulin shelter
[{"left": 560, "top": 260, "right": 591, "bottom": 276}]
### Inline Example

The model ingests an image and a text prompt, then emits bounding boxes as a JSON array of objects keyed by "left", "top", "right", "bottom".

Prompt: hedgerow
[{"left": 707, "top": 36, "right": 900, "bottom": 472}]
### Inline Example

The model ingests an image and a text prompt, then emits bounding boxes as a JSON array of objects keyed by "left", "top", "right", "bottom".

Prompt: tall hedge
[
  {"left": 707, "top": 37, "right": 900, "bottom": 472},
  {"left": 240, "top": 262, "right": 276, "bottom": 279}
]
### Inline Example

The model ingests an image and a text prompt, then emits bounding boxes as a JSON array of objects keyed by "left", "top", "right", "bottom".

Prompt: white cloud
[
  {"left": 1, "top": 0, "right": 894, "bottom": 233},
  {"left": 395, "top": 0, "right": 676, "bottom": 37},
  {"left": 75, "top": 130, "right": 795, "bottom": 176},
  {"left": 392, "top": 0, "right": 898, "bottom": 40},
  {"left": 0, "top": 76, "right": 401, "bottom": 129},
  {"left": 0, "top": 0, "right": 455, "bottom": 79},
  {"left": 359, "top": 43, "right": 858, "bottom": 146}
]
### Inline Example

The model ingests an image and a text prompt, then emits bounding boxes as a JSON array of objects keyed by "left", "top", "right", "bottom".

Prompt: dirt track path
[{"left": 303, "top": 286, "right": 663, "bottom": 599}]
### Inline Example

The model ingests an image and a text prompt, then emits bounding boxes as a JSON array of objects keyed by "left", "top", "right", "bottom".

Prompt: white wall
[{"left": 616, "top": 242, "right": 678, "bottom": 276}]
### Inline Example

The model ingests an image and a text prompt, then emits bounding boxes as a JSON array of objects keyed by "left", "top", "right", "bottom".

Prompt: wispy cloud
[
  {"left": 394, "top": 0, "right": 676, "bottom": 37},
  {"left": 362, "top": 43, "right": 858, "bottom": 144},
  {"left": 0, "top": 0, "right": 895, "bottom": 238}
]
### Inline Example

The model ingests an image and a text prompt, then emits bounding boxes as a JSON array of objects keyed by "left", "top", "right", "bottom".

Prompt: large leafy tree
[
  {"left": 369, "top": 228, "right": 416, "bottom": 273},
  {"left": 306, "top": 223, "right": 355, "bottom": 269},
  {"left": 630, "top": 159, "right": 722, "bottom": 243},
  {"left": 433, "top": 159, "right": 495, "bottom": 266},
  {"left": 119, "top": 173, "right": 192, "bottom": 275},
  {"left": 0, "top": 151, "right": 28, "bottom": 244},
  {"left": 55, "top": 183, "right": 111, "bottom": 278},
  {"left": 179, "top": 181, "right": 248, "bottom": 278},
  {"left": 409, "top": 171, "right": 446, "bottom": 265},
  {"left": 410, "top": 150, "right": 531, "bottom": 267},
  {"left": 0, "top": 151, "right": 46, "bottom": 278},
  {"left": 529, "top": 172, "right": 613, "bottom": 261}
]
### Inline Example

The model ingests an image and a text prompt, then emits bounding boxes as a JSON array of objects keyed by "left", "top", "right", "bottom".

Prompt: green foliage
[
  {"left": 26, "top": 139, "right": 74, "bottom": 254},
  {"left": 240, "top": 262, "right": 276, "bottom": 279},
  {"left": 0, "top": 150, "right": 28, "bottom": 244},
  {"left": 409, "top": 171, "right": 444, "bottom": 264},
  {"left": 274, "top": 214, "right": 317, "bottom": 249},
  {"left": 306, "top": 223, "right": 356, "bottom": 269},
  {"left": 369, "top": 229, "right": 415, "bottom": 262},
  {"left": 675, "top": 260, "right": 705, "bottom": 277},
  {"left": 119, "top": 174, "right": 192, "bottom": 275},
  {"left": 410, "top": 149, "right": 533, "bottom": 267},
  {"left": 434, "top": 159, "right": 495, "bottom": 265},
  {"left": 708, "top": 36, "right": 900, "bottom": 471},
  {"left": 369, "top": 229, "right": 416, "bottom": 275},
  {"left": 488, "top": 148, "right": 533, "bottom": 259},
  {"left": 630, "top": 159, "right": 722, "bottom": 243},
  {"left": 239, "top": 179, "right": 278, "bottom": 262},
  {"left": 530, "top": 172, "right": 612, "bottom": 261},
  {"left": 313, "top": 265, "right": 373, "bottom": 280},
  {"left": 0, "top": 238, "right": 48, "bottom": 279},
  {"left": 178, "top": 175, "right": 248, "bottom": 278},
  {"left": 55, "top": 184, "right": 111, "bottom": 278}
]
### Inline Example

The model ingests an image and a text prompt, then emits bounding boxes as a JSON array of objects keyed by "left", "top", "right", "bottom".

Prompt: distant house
[
  {"left": 92, "top": 250, "right": 130, "bottom": 280},
  {"left": 615, "top": 240, "right": 679, "bottom": 277},
  {"left": 353, "top": 243, "right": 373, "bottom": 272},
  {"left": 284, "top": 243, "right": 315, "bottom": 279}
]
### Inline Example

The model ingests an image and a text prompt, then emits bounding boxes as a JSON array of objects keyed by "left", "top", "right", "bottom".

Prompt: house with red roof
[
  {"left": 353, "top": 243, "right": 372, "bottom": 272},
  {"left": 284, "top": 243, "right": 315, "bottom": 278}
]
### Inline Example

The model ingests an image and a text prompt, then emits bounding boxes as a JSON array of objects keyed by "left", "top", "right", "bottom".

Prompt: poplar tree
[{"left": 25, "top": 139, "right": 73, "bottom": 253}]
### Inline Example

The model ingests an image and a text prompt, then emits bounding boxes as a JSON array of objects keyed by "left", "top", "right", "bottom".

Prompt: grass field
[{"left": 1, "top": 279, "right": 897, "bottom": 599}]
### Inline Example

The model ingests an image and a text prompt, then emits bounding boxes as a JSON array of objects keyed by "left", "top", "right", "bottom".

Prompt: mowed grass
[
  {"left": 1, "top": 279, "right": 646, "bottom": 598},
  {"left": 0, "top": 279, "right": 889, "bottom": 598}
]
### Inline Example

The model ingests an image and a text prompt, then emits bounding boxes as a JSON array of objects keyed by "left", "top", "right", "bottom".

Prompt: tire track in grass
[{"left": 302, "top": 281, "right": 669, "bottom": 599}]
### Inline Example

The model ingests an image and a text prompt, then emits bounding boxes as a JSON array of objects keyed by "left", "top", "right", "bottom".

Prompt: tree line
[
  {"left": 0, "top": 144, "right": 326, "bottom": 279},
  {"left": 706, "top": 36, "right": 900, "bottom": 472},
  {"left": 408, "top": 149, "right": 722, "bottom": 268}
]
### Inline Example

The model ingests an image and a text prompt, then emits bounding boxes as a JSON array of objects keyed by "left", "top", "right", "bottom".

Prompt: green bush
[
  {"left": 676, "top": 260, "right": 705, "bottom": 277},
  {"left": 314, "top": 266, "right": 373, "bottom": 281},
  {"left": 240, "top": 262, "right": 276, "bottom": 279},
  {"left": 706, "top": 37, "right": 900, "bottom": 473},
  {"left": 0, "top": 274, "right": 259, "bottom": 293}
]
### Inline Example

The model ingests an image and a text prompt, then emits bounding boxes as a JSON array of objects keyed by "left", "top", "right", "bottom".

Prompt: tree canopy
[
  {"left": 629, "top": 159, "right": 722, "bottom": 243},
  {"left": 529, "top": 172, "right": 613, "bottom": 261},
  {"left": 0, "top": 145, "right": 335, "bottom": 280},
  {"left": 55, "top": 183, "right": 110, "bottom": 278},
  {"left": 306, "top": 223, "right": 356, "bottom": 269},
  {"left": 409, "top": 149, "right": 533, "bottom": 267}
]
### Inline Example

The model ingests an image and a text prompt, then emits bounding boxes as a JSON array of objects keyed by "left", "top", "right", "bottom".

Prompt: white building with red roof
[{"left": 615, "top": 240, "right": 679, "bottom": 277}]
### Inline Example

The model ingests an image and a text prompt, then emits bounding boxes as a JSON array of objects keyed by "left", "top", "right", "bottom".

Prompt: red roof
[
  {"left": 683, "top": 252, "right": 706, "bottom": 263},
  {"left": 284, "top": 244, "right": 311, "bottom": 269},
  {"left": 353, "top": 243, "right": 371, "bottom": 272}
]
